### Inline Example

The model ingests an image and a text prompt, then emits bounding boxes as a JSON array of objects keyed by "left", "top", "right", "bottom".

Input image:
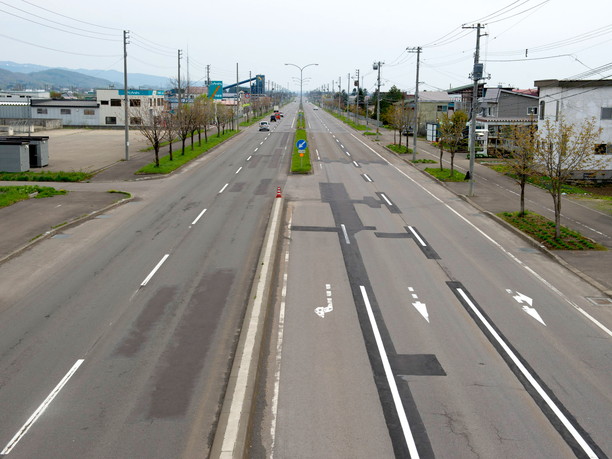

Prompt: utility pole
[
  {"left": 338, "top": 76, "right": 341, "bottom": 113},
  {"left": 354, "top": 69, "right": 360, "bottom": 124},
  {"left": 123, "top": 30, "right": 129, "bottom": 161},
  {"left": 373, "top": 61, "right": 383, "bottom": 140},
  {"left": 206, "top": 64, "right": 210, "bottom": 85},
  {"left": 463, "top": 23, "right": 486, "bottom": 197},
  {"left": 407, "top": 47, "right": 421, "bottom": 160},
  {"left": 346, "top": 73, "right": 350, "bottom": 119},
  {"left": 177, "top": 49, "right": 182, "bottom": 111},
  {"left": 236, "top": 63, "right": 239, "bottom": 131}
]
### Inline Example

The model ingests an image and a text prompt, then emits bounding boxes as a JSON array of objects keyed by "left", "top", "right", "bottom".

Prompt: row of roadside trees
[{"left": 434, "top": 110, "right": 604, "bottom": 239}]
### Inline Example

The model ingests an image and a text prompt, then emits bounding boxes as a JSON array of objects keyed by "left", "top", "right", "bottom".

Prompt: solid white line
[
  {"left": 360, "top": 287, "right": 420, "bottom": 458},
  {"left": 1, "top": 359, "right": 84, "bottom": 455},
  {"left": 380, "top": 193, "right": 393, "bottom": 207},
  {"left": 340, "top": 224, "right": 350, "bottom": 244},
  {"left": 247, "top": 155, "right": 252, "bottom": 161},
  {"left": 456, "top": 288, "right": 598, "bottom": 459},
  {"left": 220, "top": 198, "right": 283, "bottom": 456},
  {"left": 219, "top": 183, "right": 229, "bottom": 194},
  {"left": 363, "top": 174, "right": 373, "bottom": 182},
  {"left": 348, "top": 132, "right": 611, "bottom": 336},
  {"left": 235, "top": 167, "right": 242, "bottom": 174},
  {"left": 191, "top": 208, "right": 207, "bottom": 225},
  {"left": 408, "top": 226, "right": 427, "bottom": 247},
  {"left": 141, "top": 254, "right": 170, "bottom": 287}
]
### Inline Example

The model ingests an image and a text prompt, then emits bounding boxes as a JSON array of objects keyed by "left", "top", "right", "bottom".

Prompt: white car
[{"left": 259, "top": 121, "right": 270, "bottom": 131}]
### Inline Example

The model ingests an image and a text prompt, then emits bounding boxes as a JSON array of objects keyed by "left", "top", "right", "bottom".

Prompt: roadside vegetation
[
  {"left": 137, "top": 129, "right": 238, "bottom": 174},
  {"left": 291, "top": 111, "right": 311, "bottom": 174},
  {"left": 0, "top": 170, "right": 91, "bottom": 182},
  {"left": 387, "top": 144, "right": 413, "bottom": 154},
  {"left": 0, "top": 185, "right": 66, "bottom": 208},
  {"left": 498, "top": 211, "right": 605, "bottom": 250},
  {"left": 424, "top": 167, "right": 467, "bottom": 182}
]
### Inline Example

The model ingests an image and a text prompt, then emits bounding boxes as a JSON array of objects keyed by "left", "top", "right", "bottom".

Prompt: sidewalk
[{"left": 368, "top": 127, "right": 612, "bottom": 296}]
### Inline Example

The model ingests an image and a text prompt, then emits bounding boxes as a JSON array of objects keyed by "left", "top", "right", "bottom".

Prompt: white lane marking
[
  {"left": 220, "top": 198, "right": 283, "bottom": 456},
  {"left": 348, "top": 132, "right": 612, "bottom": 337},
  {"left": 340, "top": 144, "right": 345, "bottom": 148},
  {"left": 316, "top": 149, "right": 320, "bottom": 160},
  {"left": 247, "top": 155, "right": 252, "bottom": 161},
  {"left": 254, "top": 148, "right": 259, "bottom": 152},
  {"left": 260, "top": 141, "right": 264, "bottom": 145},
  {"left": 456, "top": 288, "right": 598, "bottom": 459},
  {"left": 353, "top": 161, "right": 359, "bottom": 167},
  {"left": 235, "top": 166, "right": 242, "bottom": 174},
  {"left": 219, "top": 183, "right": 229, "bottom": 194},
  {"left": 336, "top": 139, "right": 340, "bottom": 143},
  {"left": 191, "top": 209, "right": 206, "bottom": 225},
  {"left": 363, "top": 174, "right": 373, "bottom": 182},
  {"left": 360, "top": 287, "right": 420, "bottom": 458},
  {"left": 380, "top": 193, "right": 393, "bottom": 207},
  {"left": 346, "top": 151, "right": 351, "bottom": 157},
  {"left": 315, "top": 284, "right": 334, "bottom": 318},
  {"left": 191, "top": 208, "right": 207, "bottom": 225},
  {"left": 408, "top": 226, "right": 427, "bottom": 247},
  {"left": 141, "top": 254, "right": 170, "bottom": 287},
  {"left": 1, "top": 359, "right": 85, "bottom": 455},
  {"left": 340, "top": 224, "right": 350, "bottom": 244}
]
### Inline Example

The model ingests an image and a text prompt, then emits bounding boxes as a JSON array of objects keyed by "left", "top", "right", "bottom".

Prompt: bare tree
[
  {"left": 135, "top": 107, "right": 167, "bottom": 168},
  {"left": 536, "top": 116, "right": 603, "bottom": 238},
  {"left": 497, "top": 120, "right": 539, "bottom": 216},
  {"left": 438, "top": 110, "right": 468, "bottom": 175},
  {"left": 175, "top": 104, "right": 194, "bottom": 154}
]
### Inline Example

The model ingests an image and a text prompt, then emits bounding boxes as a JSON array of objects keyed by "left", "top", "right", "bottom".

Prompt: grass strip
[
  {"left": 0, "top": 185, "right": 66, "bottom": 208},
  {"left": 137, "top": 129, "right": 238, "bottom": 174},
  {"left": 498, "top": 211, "right": 606, "bottom": 250},
  {"left": 291, "top": 127, "right": 311, "bottom": 174},
  {"left": 387, "top": 144, "right": 413, "bottom": 154},
  {"left": 0, "top": 170, "right": 91, "bottom": 182},
  {"left": 424, "top": 167, "right": 468, "bottom": 182}
]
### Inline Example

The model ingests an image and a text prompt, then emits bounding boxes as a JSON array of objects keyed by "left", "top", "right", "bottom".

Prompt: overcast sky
[{"left": 1, "top": 0, "right": 611, "bottom": 94}]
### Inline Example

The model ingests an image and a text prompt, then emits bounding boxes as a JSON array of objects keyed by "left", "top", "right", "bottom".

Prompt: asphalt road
[
  {"left": 250, "top": 103, "right": 611, "bottom": 458},
  {"left": 0, "top": 107, "right": 295, "bottom": 458}
]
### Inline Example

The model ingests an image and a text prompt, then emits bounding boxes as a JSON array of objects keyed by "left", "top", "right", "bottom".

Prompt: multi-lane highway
[
  {"left": 0, "top": 108, "right": 296, "bottom": 458},
  {"left": 251, "top": 103, "right": 611, "bottom": 458}
]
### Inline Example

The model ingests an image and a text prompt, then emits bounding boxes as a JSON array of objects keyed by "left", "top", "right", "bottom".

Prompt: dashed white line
[
  {"left": 363, "top": 174, "right": 373, "bottom": 182},
  {"left": 254, "top": 148, "right": 259, "bottom": 152},
  {"left": 235, "top": 166, "right": 242, "bottom": 174},
  {"left": 380, "top": 193, "right": 393, "bottom": 206},
  {"left": 191, "top": 208, "right": 207, "bottom": 225},
  {"left": 341, "top": 224, "right": 350, "bottom": 244},
  {"left": 219, "top": 183, "right": 229, "bottom": 194},
  {"left": 141, "top": 254, "right": 170, "bottom": 286},
  {"left": 408, "top": 226, "right": 427, "bottom": 247},
  {"left": 247, "top": 155, "right": 252, "bottom": 161},
  {"left": 1, "top": 359, "right": 85, "bottom": 455},
  {"left": 353, "top": 160, "right": 359, "bottom": 167}
]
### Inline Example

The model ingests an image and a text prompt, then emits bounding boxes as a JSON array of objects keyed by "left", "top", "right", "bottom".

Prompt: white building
[
  {"left": 535, "top": 79, "right": 612, "bottom": 180},
  {"left": 96, "top": 89, "right": 165, "bottom": 126}
]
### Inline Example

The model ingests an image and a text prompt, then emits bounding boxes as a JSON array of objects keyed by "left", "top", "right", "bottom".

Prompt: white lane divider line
[
  {"left": 360, "top": 287, "right": 420, "bottom": 458},
  {"left": 380, "top": 193, "right": 393, "bottom": 207},
  {"left": 341, "top": 224, "right": 350, "bottom": 244},
  {"left": 363, "top": 173, "right": 373, "bottom": 182},
  {"left": 141, "top": 254, "right": 170, "bottom": 287},
  {"left": 254, "top": 147, "right": 259, "bottom": 152},
  {"left": 191, "top": 208, "right": 207, "bottom": 225},
  {"left": 408, "top": 226, "right": 427, "bottom": 247},
  {"left": 219, "top": 183, "right": 229, "bottom": 194},
  {"left": 247, "top": 155, "right": 252, "bottom": 161},
  {"left": 316, "top": 149, "right": 320, "bottom": 160},
  {"left": 315, "top": 284, "right": 334, "bottom": 318},
  {"left": 345, "top": 151, "right": 351, "bottom": 157},
  {"left": 235, "top": 166, "right": 242, "bottom": 174},
  {"left": 1, "top": 359, "right": 85, "bottom": 456},
  {"left": 353, "top": 160, "right": 359, "bottom": 167},
  {"left": 455, "top": 288, "right": 598, "bottom": 459}
]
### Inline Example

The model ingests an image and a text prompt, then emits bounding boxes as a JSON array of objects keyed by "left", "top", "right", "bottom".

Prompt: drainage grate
[{"left": 586, "top": 297, "right": 612, "bottom": 306}]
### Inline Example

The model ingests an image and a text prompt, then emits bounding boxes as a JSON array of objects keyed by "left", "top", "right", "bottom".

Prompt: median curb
[{"left": 210, "top": 195, "right": 285, "bottom": 458}]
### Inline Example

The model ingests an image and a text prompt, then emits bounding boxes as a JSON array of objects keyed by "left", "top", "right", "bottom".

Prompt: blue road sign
[
  {"left": 296, "top": 140, "right": 307, "bottom": 150},
  {"left": 208, "top": 81, "right": 223, "bottom": 100}
]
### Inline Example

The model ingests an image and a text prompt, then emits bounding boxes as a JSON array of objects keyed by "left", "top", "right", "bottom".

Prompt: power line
[
  {"left": 21, "top": 0, "right": 122, "bottom": 31},
  {"left": 0, "top": 32, "right": 120, "bottom": 57}
]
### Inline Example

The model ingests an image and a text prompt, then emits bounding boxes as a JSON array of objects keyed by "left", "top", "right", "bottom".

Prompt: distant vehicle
[
  {"left": 313, "top": 106, "right": 319, "bottom": 110},
  {"left": 279, "top": 112, "right": 284, "bottom": 118},
  {"left": 402, "top": 126, "right": 414, "bottom": 136},
  {"left": 259, "top": 121, "right": 270, "bottom": 131},
  {"left": 270, "top": 115, "right": 277, "bottom": 122}
]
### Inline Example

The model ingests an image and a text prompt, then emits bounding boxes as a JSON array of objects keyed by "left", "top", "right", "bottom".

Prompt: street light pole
[{"left": 284, "top": 63, "right": 318, "bottom": 109}]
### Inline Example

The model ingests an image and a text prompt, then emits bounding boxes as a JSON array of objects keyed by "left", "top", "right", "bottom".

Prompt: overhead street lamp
[{"left": 284, "top": 62, "right": 318, "bottom": 108}]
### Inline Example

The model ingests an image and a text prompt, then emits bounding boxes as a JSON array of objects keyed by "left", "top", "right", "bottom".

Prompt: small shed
[
  {"left": 0, "top": 141, "right": 30, "bottom": 172},
  {"left": 0, "top": 136, "right": 49, "bottom": 167}
]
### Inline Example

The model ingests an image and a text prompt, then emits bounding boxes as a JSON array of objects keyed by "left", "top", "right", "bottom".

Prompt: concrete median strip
[{"left": 210, "top": 196, "right": 284, "bottom": 458}]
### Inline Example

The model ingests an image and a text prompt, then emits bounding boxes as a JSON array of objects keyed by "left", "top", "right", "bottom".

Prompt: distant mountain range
[{"left": 0, "top": 61, "right": 172, "bottom": 90}]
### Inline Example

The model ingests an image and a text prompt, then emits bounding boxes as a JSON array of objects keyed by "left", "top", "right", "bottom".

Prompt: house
[
  {"left": 476, "top": 87, "right": 539, "bottom": 154},
  {"left": 404, "top": 91, "right": 454, "bottom": 136},
  {"left": 535, "top": 79, "right": 612, "bottom": 180}
]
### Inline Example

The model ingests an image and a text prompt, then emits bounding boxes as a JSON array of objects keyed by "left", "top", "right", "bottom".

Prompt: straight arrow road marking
[{"left": 409, "top": 287, "right": 429, "bottom": 323}]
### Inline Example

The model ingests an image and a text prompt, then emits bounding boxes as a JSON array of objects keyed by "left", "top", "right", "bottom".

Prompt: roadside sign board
[
  {"left": 208, "top": 81, "right": 223, "bottom": 100},
  {"left": 296, "top": 140, "right": 307, "bottom": 150}
]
